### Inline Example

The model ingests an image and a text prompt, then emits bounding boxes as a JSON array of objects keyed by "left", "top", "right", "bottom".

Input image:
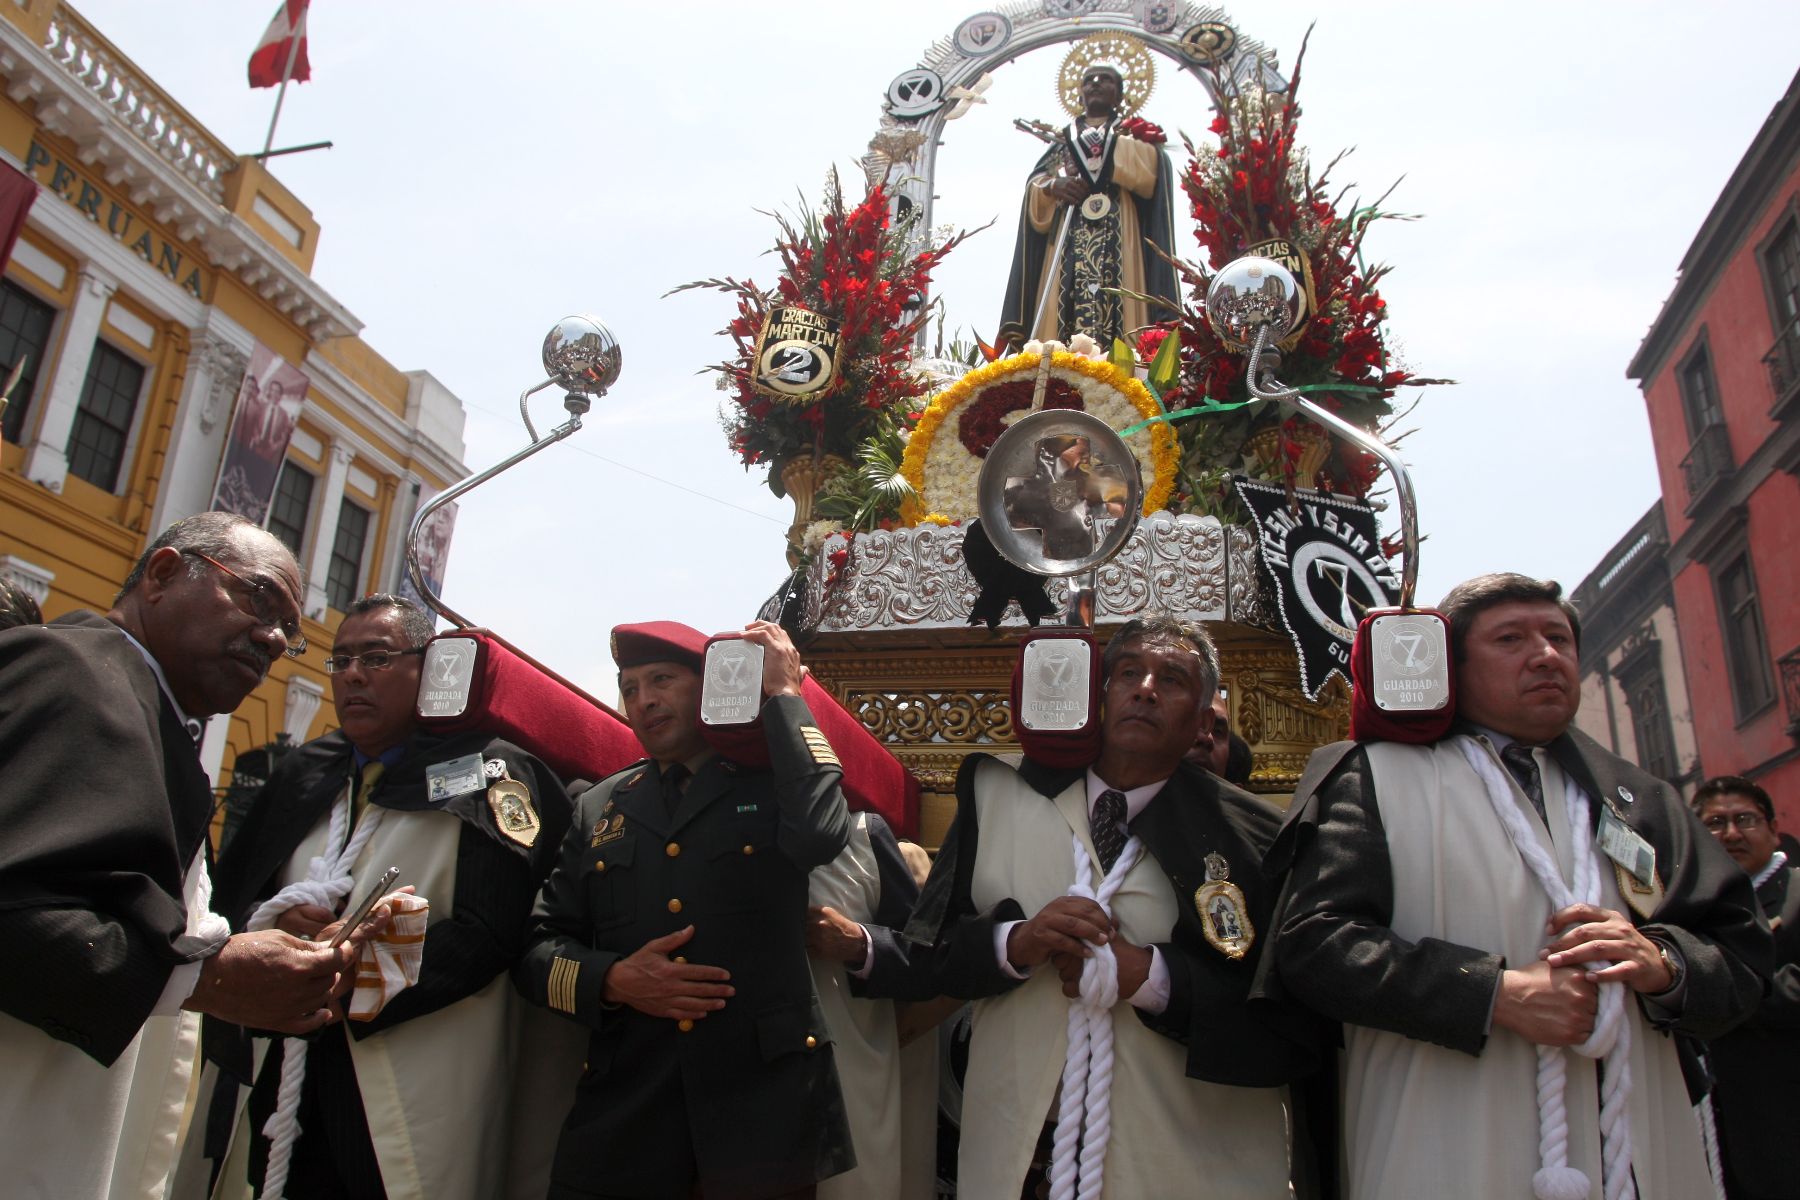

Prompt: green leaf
[
  {"left": 1147, "top": 328, "right": 1182, "bottom": 400},
  {"left": 1109, "top": 337, "right": 1136, "bottom": 375}
]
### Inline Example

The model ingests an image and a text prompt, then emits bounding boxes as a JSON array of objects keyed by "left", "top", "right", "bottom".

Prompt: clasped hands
[
  {"left": 1493, "top": 902, "right": 1675, "bottom": 1047},
  {"left": 1006, "top": 895, "right": 1151, "bottom": 1000}
]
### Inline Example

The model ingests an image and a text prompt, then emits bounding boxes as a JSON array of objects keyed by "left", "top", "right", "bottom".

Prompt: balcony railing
[
  {"left": 1779, "top": 646, "right": 1800, "bottom": 738},
  {"left": 40, "top": 8, "right": 237, "bottom": 203},
  {"left": 1679, "top": 422, "right": 1735, "bottom": 514},
  {"left": 1768, "top": 319, "right": 1800, "bottom": 420}
]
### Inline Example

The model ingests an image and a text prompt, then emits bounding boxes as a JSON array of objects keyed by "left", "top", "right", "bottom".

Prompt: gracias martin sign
[{"left": 23, "top": 139, "right": 208, "bottom": 300}]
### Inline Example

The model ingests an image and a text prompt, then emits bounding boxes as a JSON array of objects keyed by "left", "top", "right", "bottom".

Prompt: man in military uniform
[
  {"left": 205, "top": 593, "right": 573, "bottom": 1200},
  {"left": 518, "top": 618, "right": 853, "bottom": 1200}
]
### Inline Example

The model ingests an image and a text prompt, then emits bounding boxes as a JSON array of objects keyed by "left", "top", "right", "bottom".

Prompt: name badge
[
  {"left": 426, "top": 753, "right": 486, "bottom": 803},
  {"left": 1597, "top": 806, "right": 1656, "bottom": 890}
]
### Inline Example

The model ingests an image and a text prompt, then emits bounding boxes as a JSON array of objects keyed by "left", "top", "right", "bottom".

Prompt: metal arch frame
[
  {"left": 404, "top": 377, "right": 587, "bottom": 629},
  {"left": 861, "top": 0, "right": 1288, "bottom": 345}
]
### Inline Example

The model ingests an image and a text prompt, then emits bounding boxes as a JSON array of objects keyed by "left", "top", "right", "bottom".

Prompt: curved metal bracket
[
  {"left": 1246, "top": 324, "right": 1421, "bottom": 610},
  {"left": 406, "top": 377, "right": 581, "bottom": 628}
]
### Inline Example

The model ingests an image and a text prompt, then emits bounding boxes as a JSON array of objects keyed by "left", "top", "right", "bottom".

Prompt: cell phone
[{"left": 328, "top": 866, "right": 401, "bottom": 948}]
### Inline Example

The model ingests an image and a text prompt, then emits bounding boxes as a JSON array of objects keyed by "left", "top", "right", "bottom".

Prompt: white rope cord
[
  {"left": 244, "top": 791, "right": 386, "bottom": 1200},
  {"left": 1694, "top": 1060, "right": 1728, "bottom": 1200},
  {"left": 1460, "top": 738, "right": 1637, "bottom": 1200},
  {"left": 1047, "top": 830, "right": 1144, "bottom": 1200}
]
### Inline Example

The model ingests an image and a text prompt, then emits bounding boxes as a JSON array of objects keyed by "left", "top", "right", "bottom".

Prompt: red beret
[{"left": 610, "top": 621, "right": 706, "bottom": 672}]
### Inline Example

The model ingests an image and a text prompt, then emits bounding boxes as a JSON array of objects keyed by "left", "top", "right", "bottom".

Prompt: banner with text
[
  {"left": 1233, "top": 476, "right": 1399, "bottom": 700},
  {"left": 211, "top": 340, "right": 309, "bottom": 525}
]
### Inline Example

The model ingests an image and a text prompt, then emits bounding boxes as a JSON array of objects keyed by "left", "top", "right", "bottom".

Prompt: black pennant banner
[{"left": 1232, "top": 477, "right": 1400, "bottom": 700}]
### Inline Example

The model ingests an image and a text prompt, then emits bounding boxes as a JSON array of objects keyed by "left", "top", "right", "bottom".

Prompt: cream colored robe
[
  {"left": 810, "top": 813, "right": 935, "bottom": 1200},
  {"left": 211, "top": 797, "right": 581, "bottom": 1200},
  {"left": 959, "top": 760, "right": 1290, "bottom": 1199},
  {"left": 1348, "top": 740, "right": 1714, "bottom": 1200},
  {"left": 1024, "top": 133, "right": 1160, "bottom": 343},
  {"left": 0, "top": 845, "right": 213, "bottom": 1200}
]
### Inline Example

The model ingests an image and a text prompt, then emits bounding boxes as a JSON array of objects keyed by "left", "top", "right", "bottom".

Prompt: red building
[{"left": 1627, "top": 67, "right": 1800, "bottom": 823}]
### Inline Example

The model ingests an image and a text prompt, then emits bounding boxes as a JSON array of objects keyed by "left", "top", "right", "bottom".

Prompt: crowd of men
[{"left": 0, "top": 510, "right": 1794, "bottom": 1200}]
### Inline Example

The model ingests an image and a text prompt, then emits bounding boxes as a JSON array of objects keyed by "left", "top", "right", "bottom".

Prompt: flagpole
[{"left": 259, "top": 4, "right": 305, "bottom": 159}]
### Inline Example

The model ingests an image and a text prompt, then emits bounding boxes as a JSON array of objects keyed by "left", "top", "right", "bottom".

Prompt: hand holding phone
[{"left": 329, "top": 865, "right": 402, "bottom": 948}]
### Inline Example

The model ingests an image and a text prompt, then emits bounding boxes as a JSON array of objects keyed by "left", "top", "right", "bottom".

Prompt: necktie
[
  {"left": 353, "top": 761, "right": 385, "bottom": 824},
  {"left": 1499, "top": 743, "right": 1548, "bottom": 825},
  {"left": 1091, "top": 789, "right": 1128, "bottom": 874},
  {"left": 661, "top": 763, "right": 690, "bottom": 814}
]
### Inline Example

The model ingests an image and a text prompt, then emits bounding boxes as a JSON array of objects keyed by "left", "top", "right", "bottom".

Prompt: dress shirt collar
[
  {"left": 1753, "top": 849, "right": 1789, "bottom": 890},
  {"left": 1085, "top": 767, "right": 1166, "bottom": 822},
  {"left": 351, "top": 742, "right": 409, "bottom": 773},
  {"left": 113, "top": 623, "right": 202, "bottom": 741}
]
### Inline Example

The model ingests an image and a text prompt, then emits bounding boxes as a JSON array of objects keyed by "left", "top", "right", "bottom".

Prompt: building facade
[
  {"left": 1571, "top": 504, "right": 1700, "bottom": 792},
  {"left": 1625, "top": 67, "right": 1800, "bottom": 824},
  {"left": 0, "top": 0, "right": 468, "bottom": 787}
]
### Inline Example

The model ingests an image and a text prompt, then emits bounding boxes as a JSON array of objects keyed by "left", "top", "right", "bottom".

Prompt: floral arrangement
[
  {"left": 898, "top": 338, "right": 1178, "bottom": 526},
  {"left": 1142, "top": 37, "right": 1445, "bottom": 516},
  {"left": 672, "top": 170, "right": 971, "bottom": 498},
  {"left": 1118, "top": 116, "right": 1166, "bottom": 146}
]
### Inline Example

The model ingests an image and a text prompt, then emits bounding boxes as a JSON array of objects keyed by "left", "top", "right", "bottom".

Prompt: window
[
  {"left": 1714, "top": 551, "right": 1775, "bottom": 719},
  {"left": 324, "top": 499, "right": 370, "bottom": 612},
  {"left": 1679, "top": 343, "right": 1723, "bottom": 436},
  {"left": 0, "top": 280, "right": 56, "bottom": 445},
  {"left": 266, "top": 463, "right": 315, "bottom": 558},
  {"left": 1765, "top": 217, "right": 1800, "bottom": 333},
  {"left": 66, "top": 340, "right": 144, "bottom": 491},
  {"left": 1620, "top": 663, "right": 1679, "bottom": 783}
]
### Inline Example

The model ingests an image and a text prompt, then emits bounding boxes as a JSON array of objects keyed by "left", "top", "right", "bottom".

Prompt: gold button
[
  {"left": 674, "top": 956, "right": 687, "bottom": 964},
  {"left": 678, "top": 1019, "right": 694, "bottom": 1033},
  {"left": 742, "top": 844, "right": 755, "bottom": 856},
  {"left": 666, "top": 842, "right": 680, "bottom": 857},
  {"left": 805, "top": 1035, "right": 817, "bottom": 1049},
  {"left": 595, "top": 861, "right": 606, "bottom": 872},
  {"left": 667, "top": 898, "right": 682, "bottom": 914}
]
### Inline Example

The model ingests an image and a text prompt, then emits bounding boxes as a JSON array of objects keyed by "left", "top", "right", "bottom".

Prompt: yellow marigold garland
[{"left": 899, "top": 350, "right": 1177, "bottom": 525}]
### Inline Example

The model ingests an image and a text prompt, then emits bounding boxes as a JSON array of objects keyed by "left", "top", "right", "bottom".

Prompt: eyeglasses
[
  {"left": 184, "top": 551, "right": 307, "bottom": 658},
  {"left": 323, "top": 647, "right": 425, "bottom": 675},
  {"left": 1701, "top": 812, "right": 1766, "bottom": 833}
]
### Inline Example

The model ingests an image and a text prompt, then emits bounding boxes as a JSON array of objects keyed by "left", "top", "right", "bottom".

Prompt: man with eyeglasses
[
  {"left": 1265, "top": 573, "right": 1769, "bottom": 1199},
  {"left": 1693, "top": 775, "right": 1800, "bottom": 1199},
  {"left": 201, "top": 592, "right": 576, "bottom": 1200},
  {"left": 0, "top": 511, "right": 385, "bottom": 1199}
]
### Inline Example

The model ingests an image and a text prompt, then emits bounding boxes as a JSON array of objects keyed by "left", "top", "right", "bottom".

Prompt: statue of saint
[{"left": 997, "top": 43, "right": 1179, "bottom": 352}]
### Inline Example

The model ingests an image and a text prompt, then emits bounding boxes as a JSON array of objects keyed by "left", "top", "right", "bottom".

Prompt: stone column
[
  {"left": 148, "top": 332, "right": 247, "bottom": 533},
  {"left": 303, "top": 441, "right": 354, "bottom": 619},
  {"left": 23, "top": 266, "right": 118, "bottom": 491}
]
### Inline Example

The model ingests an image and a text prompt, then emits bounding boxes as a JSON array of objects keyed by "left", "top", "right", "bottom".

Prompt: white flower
[
  {"left": 1067, "top": 333, "right": 1102, "bottom": 359},
  {"left": 800, "top": 519, "right": 846, "bottom": 555}
]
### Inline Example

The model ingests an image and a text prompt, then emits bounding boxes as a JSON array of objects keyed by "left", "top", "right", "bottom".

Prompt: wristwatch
[{"left": 1652, "top": 939, "right": 1684, "bottom": 994}]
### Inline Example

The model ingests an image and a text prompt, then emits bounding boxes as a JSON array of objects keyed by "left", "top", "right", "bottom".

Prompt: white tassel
[
  {"left": 1461, "top": 739, "right": 1637, "bottom": 1200},
  {"left": 1046, "top": 832, "right": 1142, "bottom": 1200},
  {"left": 243, "top": 793, "right": 385, "bottom": 1200}
]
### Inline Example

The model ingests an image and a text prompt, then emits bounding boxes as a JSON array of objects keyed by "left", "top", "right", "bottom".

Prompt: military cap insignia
[
  {"left": 800, "top": 725, "right": 841, "bottom": 768},
  {"left": 1193, "top": 851, "right": 1255, "bottom": 960}
]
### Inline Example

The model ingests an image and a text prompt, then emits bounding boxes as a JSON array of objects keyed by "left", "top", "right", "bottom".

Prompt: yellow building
[{"left": 0, "top": 0, "right": 468, "bottom": 789}]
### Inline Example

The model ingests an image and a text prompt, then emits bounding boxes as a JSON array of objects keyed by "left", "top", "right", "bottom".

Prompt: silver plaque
[
  {"left": 416, "top": 636, "right": 479, "bottom": 719},
  {"left": 700, "top": 638, "right": 765, "bottom": 726},
  {"left": 1018, "top": 636, "right": 1093, "bottom": 731},
  {"left": 1366, "top": 612, "right": 1452, "bottom": 713}
]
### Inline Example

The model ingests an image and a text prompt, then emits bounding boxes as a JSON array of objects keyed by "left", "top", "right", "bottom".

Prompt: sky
[{"left": 74, "top": 1, "right": 1800, "bottom": 700}]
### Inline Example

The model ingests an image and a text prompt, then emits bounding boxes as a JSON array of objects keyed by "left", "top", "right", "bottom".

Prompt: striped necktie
[{"left": 1092, "top": 789, "right": 1129, "bottom": 874}]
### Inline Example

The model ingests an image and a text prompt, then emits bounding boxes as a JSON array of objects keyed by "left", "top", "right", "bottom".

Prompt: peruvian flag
[{"left": 247, "top": 0, "right": 310, "bottom": 90}]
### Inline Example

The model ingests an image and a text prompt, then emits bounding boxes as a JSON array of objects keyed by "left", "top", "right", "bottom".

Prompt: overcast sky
[{"left": 76, "top": 1, "right": 1800, "bottom": 700}]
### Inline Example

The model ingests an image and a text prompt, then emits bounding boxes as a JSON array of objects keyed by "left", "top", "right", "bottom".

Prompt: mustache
[{"left": 226, "top": 636, "right": 275, "bottom": 677}]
